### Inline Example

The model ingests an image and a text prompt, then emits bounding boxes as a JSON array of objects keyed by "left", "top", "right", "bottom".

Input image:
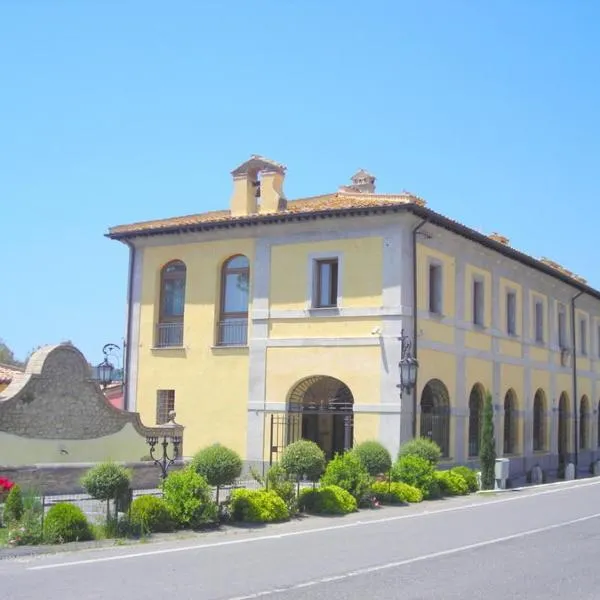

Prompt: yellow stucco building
[{"left": 108, "top": 155, "right": 600, "bottom": 479}]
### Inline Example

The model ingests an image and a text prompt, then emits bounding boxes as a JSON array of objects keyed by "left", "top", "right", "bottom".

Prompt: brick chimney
[{"left": 230, "top": 155, "right": 286, "bottom": 216}]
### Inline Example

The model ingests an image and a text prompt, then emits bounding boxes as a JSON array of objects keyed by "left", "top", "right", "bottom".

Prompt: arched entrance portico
[{"left": 287, "top": 376, "right": 354, "bottom": 460}]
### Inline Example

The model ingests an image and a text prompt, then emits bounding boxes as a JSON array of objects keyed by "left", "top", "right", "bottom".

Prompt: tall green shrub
[
  {"left": 81, "top": 462, "right": 131, "bottom": 520},
  {"left": 4, "top": 484, "right": 24, "bottom": 524},
  {"left": 191, "top": 444, "right": 243, "bottom": 504},
  {"left": 398, "top": 438, "right": 442, "bottom": 466},
  {"left": 480, "top": 390, "right": 496, "bottom": 490},
  {"left": 320, "top": 452, "right": 371, "bottom": 502},
  {"left": 161, "top": 468, "right": 217, "bottom": 529},
  {"left": 352, "top": 441, "right": 392, "bottom": 476},
  {"left": 280, "top": 440, "right": 326, "bottom": 482},
  {"left": 391, "top": 455, "right": 439, "bottom": 498}
]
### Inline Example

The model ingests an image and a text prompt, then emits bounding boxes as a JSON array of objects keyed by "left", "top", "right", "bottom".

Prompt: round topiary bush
[
  {"left": 280, "top": 440, "right": 326, "bottom": 482},
  {"left": 391, "top": 455, "right": 439, "bottom": 499},
  {"left": 162, "top": 468, "right": 218, "bottom": 529},
  {"left": 320, "top": 452, "right": 372, "bottom": 502},
  {"left": 190, "top": 444, "right": 243, "bottom": 503},
  {"left": 81, "top": 462, "right": 131, "bottom": 519},
  {"left": 352, "top": 441, "right": 392, "bottom": 476},
  {"left": 398, "top": 438, "right": 442, "bottom": 466},
  {"left": 370, "top": 481, "right": 423, "bottom": 504},
  {"left": 44, "top": 503, "right": 92, "bottom": 544},
  {"left": 298, "top": 485, "right": 357, "bottom": 515},
  {"left": 229, "top": 489, "right": 289, "bottom": 523},
  {"left": 435, "top": 470, "right": 469, "bottom": 496},
  {"left": 129, "top": 495, "right": 174, "bottom": 533},
  {"left": 450, "top": 466, "right": 478, "bottom": 493}
]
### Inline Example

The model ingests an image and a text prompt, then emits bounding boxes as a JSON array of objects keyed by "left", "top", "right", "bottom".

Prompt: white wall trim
[
  {"left": 126, "top": 248, "right": 143, "bottom": 412},
  {"left": 247, "top": 402, "right": 403, "bottom": 415},
  {"left": 306, "top": 251, "right": 345, "bottom": 310},
  {"left": 266, "top": 337, "right": 381, "bottom": 348}
]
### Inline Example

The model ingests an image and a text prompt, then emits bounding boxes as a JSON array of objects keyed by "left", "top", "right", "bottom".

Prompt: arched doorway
[
  {"left": 468, "top": 384, "right": 485, "bottom": 457},
  {"left": 287, "top": 376, "right": 354, "bottom": 460},
  {"left": 420, "top": 379, "right": 450, "bottom": 457},
  {"left": 557, "top": 392, "right": 569, "bottom": 457}
]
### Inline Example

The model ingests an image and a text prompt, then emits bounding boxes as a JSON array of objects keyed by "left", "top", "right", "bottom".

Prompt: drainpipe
[
  {"left": 570, "top": 290, "right": 584, "bottom": 477},
  {"left": 122, "top": 239, "right": 136, "bottom": 412},
  {"left": 411, "top": 218, "right": 429, "bottom": 438}
]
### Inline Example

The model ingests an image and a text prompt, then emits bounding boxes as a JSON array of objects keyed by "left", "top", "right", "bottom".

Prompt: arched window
[
  {"left": 533, "top": 389, "right": 546, "bottom": 452},
  {"left": 157, "top": 260, "right": 186, "bottom": 347},
  {"left": 503, "top": 390, "right": 518, "bottom": 455},
  {"left": 420, "top": 379, "right": 451, "bottom": 458},
  {"left": 468, "top": 384, "right": 484, "bottom": 457},
  {"left": 580, "top": 395, "right": 590, "bottom": 450},
  {"left": 218, "top": 255, "right": 250, "bottom": 346}
]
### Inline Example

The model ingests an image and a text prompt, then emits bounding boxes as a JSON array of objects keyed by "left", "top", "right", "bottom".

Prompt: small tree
[
  {"left": 479, "top": 390, "right": 496, "bottom": 490},
  {"left": 352, "top": 441, "right": 392, "bottom": 477},
  {"left": 398, "top": 438, "right": 442, "bottom": 466},
  {"left": 4, "top": 484, "right": 24, "bottom": 524},
  {"left": 81, "top": 462, "right": 131, "bottom": 521},
  {"left": 280, "top": 440, "right": 326, "bottom": 492},
  {"left": 190, "top": 444, "right": 243, "bottom": 504}
]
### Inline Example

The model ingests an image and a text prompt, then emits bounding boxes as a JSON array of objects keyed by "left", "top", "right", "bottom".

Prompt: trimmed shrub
[
  {"left": 435, "top": 470, "right": 469, "bottom": 496},
  {"left": 451, "top": 466, "right": 478, "bottom": 493},
  {"left": 190, "top": 444, "right": 243, "bottom": 503},
  {"left": 320, "top": 452, "right": 371, "bottom": 502},
  {"left": 370, "top": 481, "right": 423, "bottom": 504},
  {"left": 81, "top": 462, "right": 131, "bottom": 519},
  {"left": 398, "top": 438, "right": 442, "bottom": 466},
  {"left": 281, "top": 440, "right": 326, "bottom": 482},
  {"left": 129, "top": 495, "right": 174, "bottom": 533},
  {"left": 162, "top": 468, "right": 218, "bottom": 529},
  {"left": 298, "top": 485, "right": 357, "bottom": 515},
  {"left": 391, "top": 455, "right": 439, "bottom": 499},
  {"left": 44, "top": 503, "right": 92, "bottom": 544},
  {"left": 4, "top": 484, "right": 24, "bottom": 524},
  {"left": 230, "top": 489, "right": 289, "bottom": 523},
  {"left": 266, "top": 464, "right": 296, "bottom": 511},
  {"left": 352, "top": 441, "right": 392, "bottom": 477},
  {"left": 480, "top": 390, "right": 496, "bottom": 490}
]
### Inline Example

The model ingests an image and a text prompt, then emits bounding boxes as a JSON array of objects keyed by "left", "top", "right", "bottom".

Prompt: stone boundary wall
[{"left": 0, "top": 461, "right": 186, "bottom": 494}]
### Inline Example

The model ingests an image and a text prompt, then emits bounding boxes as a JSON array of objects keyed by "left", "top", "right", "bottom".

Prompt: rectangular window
[
  {"left": 314, "top": 259, "right": 339, "bottom": 308},
  {"left": 156, "top": 390, "right": 175, "bottom": 425},
  {"left": 558, "top": 306, "right": 567, "bottom": 349},
  {"left": 473, "top": 279, "right": 484, "bottom": 326},
  {"left": 506, "top": 291, "right": 517, "bottom": 335},
  {"left": 534, "top": 301, "right": 544, "bottom": 343},
  {"left": 580, "top": 318, "right": 587, "bottom": 355},
  {"left": 428, "top": 264, "right": 443, "bottom": 314}
]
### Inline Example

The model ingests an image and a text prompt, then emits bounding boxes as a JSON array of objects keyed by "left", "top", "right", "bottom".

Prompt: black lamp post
[
  {"left": 97, "top": 343, "right": 120, "bottom": 390},
  {"left": 146, "top": 411, "right": 183, "bottom": 479},
  {"left": 398, "top": 329, "right": 419, "bottom": 394}
]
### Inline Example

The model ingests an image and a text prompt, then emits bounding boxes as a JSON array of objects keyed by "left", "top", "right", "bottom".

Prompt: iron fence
[
  {"left": 216, "top": 319, "right": 248, "bottom": 346},
  {"left": 155, "top": 322, "right": 184, "bottom": 348}
]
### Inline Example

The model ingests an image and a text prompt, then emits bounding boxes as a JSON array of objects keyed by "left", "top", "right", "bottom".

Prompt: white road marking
[
  {"left": 27, "top": 478, "right": 600, "bottom": 571},
  {"left": 225, "top": 512, "right": 600, "bottom": 600}
]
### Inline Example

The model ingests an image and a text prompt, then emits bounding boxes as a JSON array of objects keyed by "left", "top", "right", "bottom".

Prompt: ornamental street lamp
[
  {"left": 146, "top": 411, "right": 183, "bottom": 479},
  {"left": 398, "top": 329, "right": 419, "bottom": 394},
  {"left": 97, "top": 343, "right": 120, "bottom": 389}
]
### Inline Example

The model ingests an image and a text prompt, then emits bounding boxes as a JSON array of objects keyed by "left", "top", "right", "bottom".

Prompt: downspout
[
  {"left": 411, "top": 218, "right": 429, "bottom": 437},
  {"left": 122, "top": 239, "right": 136, "bottom": 412},
  {"left": 570, "top": 290, "right": 584, "bottom": 477}
]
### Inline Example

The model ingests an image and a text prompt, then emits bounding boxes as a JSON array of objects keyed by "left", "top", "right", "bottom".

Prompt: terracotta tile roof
[
  {"left": 107, "top": 192, "right": 425, "bottom": 237},
  {"left": 0, "top": 363, "right": 23, "bottom": 384}
]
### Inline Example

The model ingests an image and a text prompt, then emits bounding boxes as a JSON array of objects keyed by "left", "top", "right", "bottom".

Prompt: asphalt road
[{"left": 2, "top": 479, "right": 600, "bottom": 600}]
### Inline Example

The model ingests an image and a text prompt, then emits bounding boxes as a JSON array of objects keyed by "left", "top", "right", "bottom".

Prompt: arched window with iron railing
[
  {"left": 217, "top": 255, "right": 250, "bottom": 346},
  {"left": 156, "top": 260, "right": 186, "bottom": 347}
]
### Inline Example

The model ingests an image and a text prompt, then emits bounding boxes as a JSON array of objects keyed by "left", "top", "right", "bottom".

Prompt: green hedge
[
  {"left": 352, "top": 441, "right": 392, "bottom": 476},
  {"left": 398, "top": 438, "right": 442, "bottom": 466},
  {"left": 298, "top": 485, "right": 357, "bottom": 515},
  {"left": 450, "top": 466, "right": 479, "bottom": 492},
  {"left": 230, "top": 489, "right": 289, "bottom": 523},
  {"left": 370, "top": 481, "right": 423, "bottom": 504},
  {"left": 320, "top": 452, "right": 371, "bottom": 501},
  {"left": 44, "top": 503, "right": 92, "bottom": 544},
  {"left": 129, "top": 495, "right": 174, "bottom": 533},
  {"left": 435, "top": 470, "right": 469, "bottom": 496},
  {"left": 391, "top": 455, "right": 440, "bottom": 499}
]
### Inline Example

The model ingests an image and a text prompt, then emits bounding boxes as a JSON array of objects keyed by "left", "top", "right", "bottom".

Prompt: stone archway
[
  {"left": 419, "top": 379, "right": 450, "bottom": 457},
  {"left": 287, "top": 376, "right": 354, "bottom": 460}
]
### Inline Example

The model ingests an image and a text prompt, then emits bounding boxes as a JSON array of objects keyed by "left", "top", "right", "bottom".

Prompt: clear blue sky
[{"left": 2, "top": 1, "right": 599, "bottom": 365}]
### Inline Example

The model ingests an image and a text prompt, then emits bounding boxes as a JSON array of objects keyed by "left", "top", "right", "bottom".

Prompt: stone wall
[{"left": 0, "top": 462, "right": 186, "bottom": 495}]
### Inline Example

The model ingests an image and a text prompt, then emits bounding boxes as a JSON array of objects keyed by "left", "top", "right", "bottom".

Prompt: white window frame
[{"left": 306, "top": 251, "right": 344, "bottom": 311}]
